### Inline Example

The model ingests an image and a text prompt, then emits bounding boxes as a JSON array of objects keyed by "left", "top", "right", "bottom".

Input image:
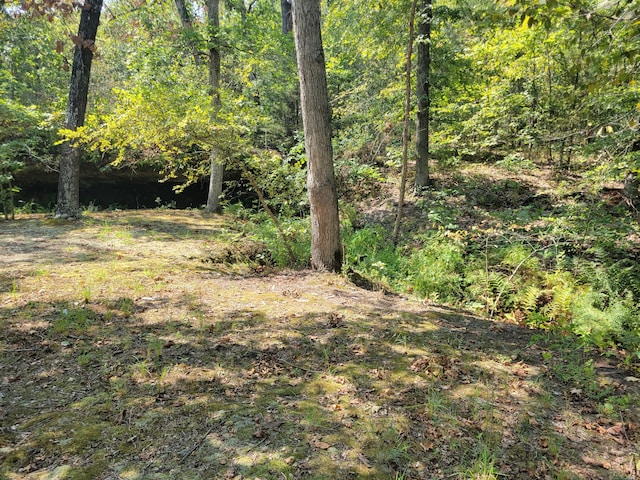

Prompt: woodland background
[{"left": 1, "top": 0, "right": 640, "bottom": 359}]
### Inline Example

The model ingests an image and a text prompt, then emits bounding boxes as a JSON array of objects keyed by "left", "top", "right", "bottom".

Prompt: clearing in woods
[{"left": 1, "top": 210, "right": 639, "bottom": 479}]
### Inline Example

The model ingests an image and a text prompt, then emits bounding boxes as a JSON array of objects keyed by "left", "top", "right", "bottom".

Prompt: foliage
[
  {"left": 0, "top": 9, "right": 69, "bottom": 108},
  {"left": 244, "top": 212, "right": 310, "bottom": 267},
  {"left": 401, "top": 231, "right": 466, "bottom": 302},
  {"left": 3, "top": 0, "right": 640, "bottom": 358},
  {"left": 336, "top": 164, "right": 640, "bottom": 359},
  {"left": 0, "top": 10, "right": 65, "bottom": 216},
  {"left": 0, "top": 99, "right": 55, "bottom": 218},
  {"left": 244, "top": 148, "right": 308, "bottom": 217},
  {"left": 344, "top": 224, "right": 401, "bottom": 287}
]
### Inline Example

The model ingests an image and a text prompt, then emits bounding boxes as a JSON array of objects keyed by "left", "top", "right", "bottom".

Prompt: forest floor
[{"left": 1, "top": 206, "right": 639, "bottom": 479}]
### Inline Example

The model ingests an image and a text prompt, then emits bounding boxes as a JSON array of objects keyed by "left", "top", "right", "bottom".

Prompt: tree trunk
[
  {"left": 281, "top": 0, "right": 292, "bottom": 34},
  {"left": 623, "top": 172, "right": 640, "bottom": 212},
  {"left": 292, "top": 0, "right": 342, "bottom": 272},
  {"left": 174, "top": 0, "right": 202, "bottom": 67},
  {"left": 281, "top": 0, "right": 298, "bottom": 141},
  {"left": 414, "top": 0, "right": 432, "bottom": 191},
  {"left": 392, "top": 0, "right": 418, "bottom": 245},
  {"left": 205, "top": 0, "right": 223, "bottom": 213},
  {"left": 55, "top": 0, "right": 103, "bottom": 219}
]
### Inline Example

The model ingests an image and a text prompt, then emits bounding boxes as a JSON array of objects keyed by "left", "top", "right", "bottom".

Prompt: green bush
[
  {"left": 247, "top": 214, "right": 310, "bottom": 268},
  {"left": 343, "top": 225, "right": 400, "bottom": 288},
  {"left": 401, "top": 232, "right": 466, "bottom": 302},
  {"left": 0, "top": 99, "right": 55, "bottom": 218}
]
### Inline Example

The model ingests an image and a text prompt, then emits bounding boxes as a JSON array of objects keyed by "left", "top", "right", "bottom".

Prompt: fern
[
  {"left": 543, "top": 283, "right": 574, "bottom": 325},
  {"left": 518, "top": 285, "right": 543, "bottom": 312},
  {"left": 571, "top": 288, "right": 634, "bottom": 349}
]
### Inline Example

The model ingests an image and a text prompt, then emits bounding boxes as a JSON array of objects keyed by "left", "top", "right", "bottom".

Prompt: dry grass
[{"left": 1, "top": 210, "right": 639, "bottom": 479}]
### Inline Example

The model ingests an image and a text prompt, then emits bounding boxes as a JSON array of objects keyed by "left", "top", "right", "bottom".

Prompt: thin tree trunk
[
  {"left": 205, "top": 0, "right": 223, "bottom": 213},
  {"left": 414, "top": 0, "right": 432, "bottom": 191},
  {"left": 393, "top": 0, "right": 418, "bottom": 245},
  {"left": 174, "top": 0, "right": 202, "bottom": 67},
  {"left": 292, "top": 0, "right": 342, "bottom": 272},
  {"left": 281, "top": 0, "right": 292, "bottom": 34},
  {"left": 55, "top": 0, "right": 103, "bottom": 219},
  {"left": 623, "top": 172, "right": 640, "bottom": 212},
  {"left": 281, "top": 0, "right": 298, "bottom": 141}
]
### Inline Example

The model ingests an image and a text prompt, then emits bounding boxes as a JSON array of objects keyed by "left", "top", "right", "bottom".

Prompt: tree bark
[
  {"left": 623, "top": 172, "right": 640, "bottom": 212},
  {"left": 205, "top": 0, "right": 223, "bottom": 213},
  {"left": 55, "top": 0, "right": 103, "bottom": 219},
  {"left": 414, "top": 0, "right": 432, "bottom": 191},
  {"left": 392, "top": 0, "right": 418, "bottom": 245},
  {"left": 292, "top": 0, "right": 342, "bottom": 272},
  {"left": 281, "top": 0, "right": 292, "bottom": 34},
  {"left": 174, "top": 0, "right": 202, "bottom": 67}
]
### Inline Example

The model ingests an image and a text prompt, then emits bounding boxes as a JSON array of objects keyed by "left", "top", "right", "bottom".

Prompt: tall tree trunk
[
  {"left": 392, "top": 0, "right": 418, "bottom": 245},
  {"left": 414, "top": 0, "right": 432, "bottom": 191},
  {"left": 174, "top": 0, "right": 202, "bottom": 67},
  {"left": 281, "top": 0, "right": 292, "bottom": 34},
  {"left": 205, "top": 0, "right": 223, "bottom": 213},
  {"left": 55, "top": 0, "right": 103, "bottom": 219},
  {"left": 281, "top": 0, "right": 298, "bottom": 142},
  {"left": 292, "top": 0, "right": 342, "bottom": 272}
]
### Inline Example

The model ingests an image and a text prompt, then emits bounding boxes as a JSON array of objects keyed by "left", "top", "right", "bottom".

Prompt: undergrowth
[
  {"left": 343, "top": 224, "right": 640, "bottom": 362},
  {"left": 241, "top": 160, "right": 640, "bottom": 366}
]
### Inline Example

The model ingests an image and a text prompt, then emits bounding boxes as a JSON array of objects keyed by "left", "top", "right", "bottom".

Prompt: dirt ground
[{"left": 1, "top": 210, "right": 639, "bottom": 479}]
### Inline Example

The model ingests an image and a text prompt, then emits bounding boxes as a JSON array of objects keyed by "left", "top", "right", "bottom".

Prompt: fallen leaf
[
  {"left": 421, "top": 441, "right": 434, "bottom": 451},
  {"left": 310, "top": 439, "right": 331, "bottom": 450},
  {"left": 263, "top": 419, "right": 284, "bottom": 430},
  {"left": 582, "top": 455, "right": 611, "bottom": 469},
  {"left": 357, "top": 452, "right": 372, "bottom": 467}
]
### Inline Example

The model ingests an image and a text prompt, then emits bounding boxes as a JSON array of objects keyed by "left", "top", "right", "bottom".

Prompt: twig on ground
[
  {"left": 178, "top": 425, "right": 215, "bottom": 464},
  {"left": 242, "top": 436, "right": 268, "bottom": 454}
]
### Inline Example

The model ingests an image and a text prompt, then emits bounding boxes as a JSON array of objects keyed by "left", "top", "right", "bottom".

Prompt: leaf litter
[{"left": 0, "top": 210, "right": 639, "bottom": 479}]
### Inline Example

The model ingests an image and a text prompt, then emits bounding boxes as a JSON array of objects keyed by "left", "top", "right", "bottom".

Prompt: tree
[
  {"left": 174, "top": 0, "right": 203, "bottom": 67},
  {"left": 204, "top": 0, "right": 223, "bottom": 213},
  {"left": 281, "top": 0, "right": 292, "bottom": 34},
  {"left": 291, "top": 0, "right": 342, "bottom": 272},
  {"left": 393, "top": 0, "right": 418, "bottom": 244},
  {"left": 414, "top": 0, "right": 432, "bottom": 190},
  {"left": 55, "top": 0, "right": 103, "bottom": 219}
]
